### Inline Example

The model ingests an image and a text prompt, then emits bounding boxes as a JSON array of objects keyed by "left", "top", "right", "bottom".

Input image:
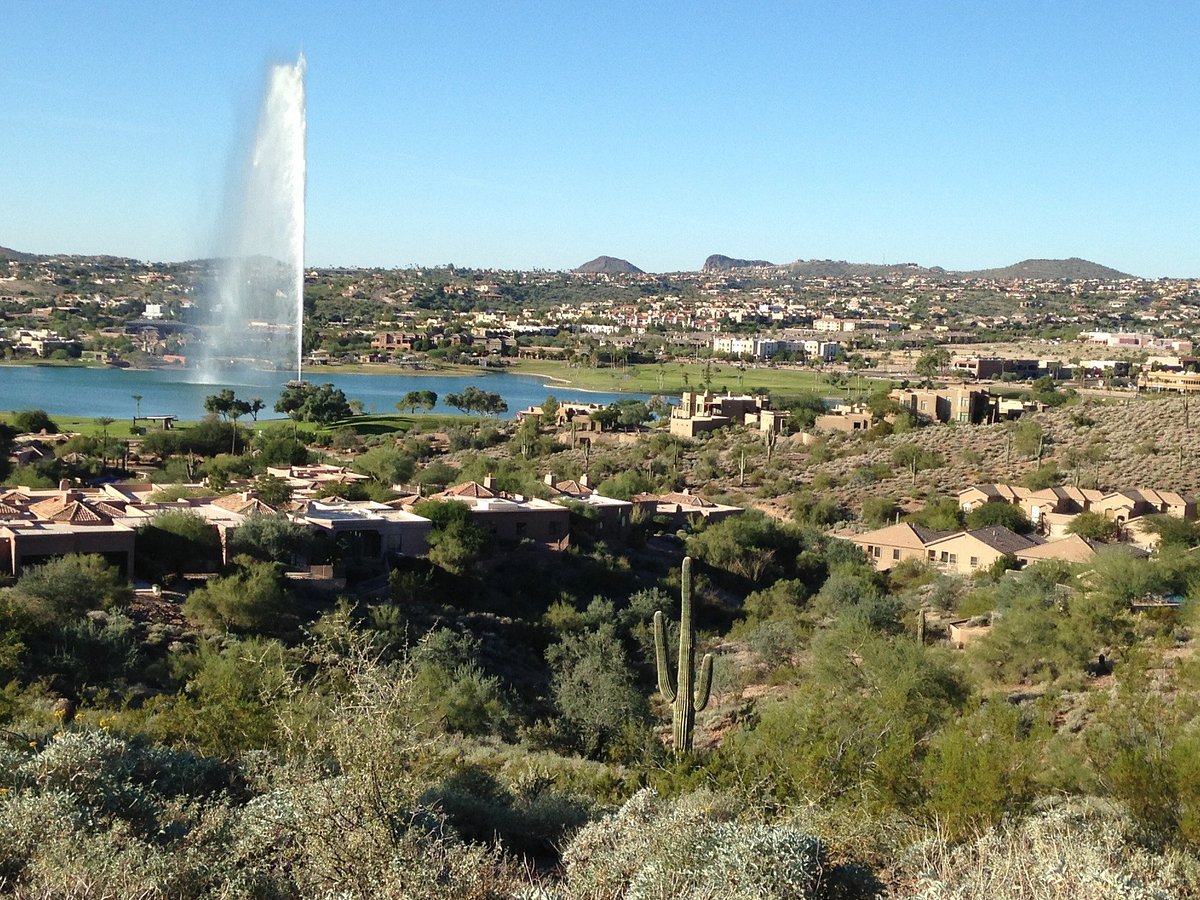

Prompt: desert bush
[
  {"left": 561, "top": 788, "right": 824, "bottom": 900},
  {"left": 410, "top": 629, "right": 516, "bottom": 738},
  {"left": 182, "top": 557, "right": 291, "bottom": 632},
  {"left": 226, "top": 513, "right": 314, "bottom": 565},
  {"left": 418, "top": 765, "right": 592, "bottom": 857},
  {"left": 729, "top": 624, "right": 967, "bottom": 809},
  {"left": 136, "top": 510, "right": 222, "bottom": 581},
  {"left": 905, "top": 798, "right": 1200, "bottom": 899},
  {"left": 11, "top": 554, "right": 131, "bottom": 623},
  {"left": 861, "top": 496, "right": 899, "bottom": 527},
  {"left": 547, "top": 623, "right": 649, "bottom": 759},
  {"left": 922, "top": 701, "right": 1046, "bottom": 837}
]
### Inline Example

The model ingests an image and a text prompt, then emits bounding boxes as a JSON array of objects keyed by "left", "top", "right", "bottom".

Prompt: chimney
[
  {"left": 483, "top": 473, "right": 494, "bottom": 490},
  {"left": 544, "top": 472, "right": 555, "bottom": 486},
  {"left": 580, "top": 473, "right": 590, "bottom": 488},
  {"left": 58, "top": 479, "right": 71, "bottom": 492}
]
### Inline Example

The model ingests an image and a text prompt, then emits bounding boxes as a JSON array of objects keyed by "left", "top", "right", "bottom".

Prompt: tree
[
  {"left": 907, "top": 497, "right": 963, "bottom": 531},
  {"left": 248, "top": 397, "right": 265, "bottom": 422},
  {"left": 547, "top": 622, "right": 649, "bottom": 758},
  {"left": 1143, "top": 515, "right": 1200, "bottom": 549},
  {"left": 136, "top": 510, "right": 222, "bottom": 580},
  {"left": 411, "top": 500, "right": 489, "bottom": 575},
  {"left": 254, "top": 429, "right": 311, "bottom": 467},
  {"left": 275, "top": 382, "right": 354, "bottom": 425},
  {"left": 227, "top": 399, "right": 252, "bottom": 454},
  {"left": 1013, "top": 419, "right": 1046, "bottom": 465},
  {"left": 615, "top": 400, "right": 651, "bottom": 430},
  {"left": 861, "top": 496, "right": 900, "bottom": 528},
  {"left": 686, "top": 511, "right": 804, "bottom": 585},
  {"left": 914, "top": 347, "right": 950, "bottom": 380},
  {"left": 352, "top": 446, "right": 416, "bottom": 485},
  {"left": 397, "top": 390, "right": 437, "bottom": 415},
  {"left": 227, "top": 514, "right": 314, "bottom": 564},
  {"left": 95, "top": 416, "right": 115, "bottom": 468},
  {"left": 204, "top": 389, "right": 237, "bottom": 421},
  {"left": 253, "top": 473, "right": 295, "bottom": 508},
  {"left": 132, "top": 394, "right": 143, "bottom": 419},
  {"left": 1066, "top": 510, "right": 1120, "bottom": 542},
  {"left": 13, "top": 409, "right": 57, "bottom": 434},
  {"left": 13, "top": 554, "right": 131, "bottom": 623},
  {"left": 443, "top": 386, "right": 505, "bottom": 416},
  {"left": 966, "top": 502, "right": 1033, "bottom": 535}
]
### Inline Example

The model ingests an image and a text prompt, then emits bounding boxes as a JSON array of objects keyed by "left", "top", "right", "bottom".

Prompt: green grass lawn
[
  {"left": 503, "top": 358, "right": 858, "bottom": 397},
  {"left": 0, "top": 412, "right": 131, "bottom": 437}
]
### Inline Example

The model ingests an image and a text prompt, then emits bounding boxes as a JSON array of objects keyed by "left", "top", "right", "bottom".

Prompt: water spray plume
[{"left": 202, "top": 56, "right": 306, "bottom": 381}]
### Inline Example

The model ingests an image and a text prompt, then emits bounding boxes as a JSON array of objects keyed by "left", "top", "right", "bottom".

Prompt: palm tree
[
  {"left": 132, "top": 394, "right": 143, "bottom": 420},
  {"left": 96, "top": 416, "right": 115, "bottom": 469}
]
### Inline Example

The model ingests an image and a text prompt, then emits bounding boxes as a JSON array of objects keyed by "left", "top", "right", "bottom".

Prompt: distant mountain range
[
  {"left": 567, "top": 252, "right": 1138, "bottom": 279},
  {"left": 702, "top": 254, "right": 776, "bottom": 271},
  {"left": 573, "top": 255, "right": 644, "bottom": 275},
  {"left": 0, "top": 245, "right": 37, "bottom": 262},
  {"left": 0, "top": 243, "right": 1144, "bottom": 281},
  {"left": 778, "top": 256, "right": 1135, "bottom": 280}
]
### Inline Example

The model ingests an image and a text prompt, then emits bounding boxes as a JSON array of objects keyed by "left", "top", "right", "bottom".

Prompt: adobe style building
[
  {"left": 888, "top": 386, "right": 991, "bottom": 425},
  {"left": 292, "top": 499, "right": 432, "bottom": 560},
  {"left": 669, "top": 391, "right": 789, "bottom": 438},
  {"left": 544, "top": 473, "right": 633, "bottom": 535},
  {"left": 431, "top": 477, "right": 570, "bottom": 549},
  {"left": 631, "top": 489, "right": 744, "bottom": 529}
]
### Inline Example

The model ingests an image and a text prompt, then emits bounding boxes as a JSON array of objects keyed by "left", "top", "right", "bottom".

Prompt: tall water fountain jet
[{"left": 203, "top": 56, "right": 306, "bottom": 380}]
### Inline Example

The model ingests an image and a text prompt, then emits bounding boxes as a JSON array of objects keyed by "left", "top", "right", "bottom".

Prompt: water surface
[{"left": 0, "top": 365, "right": 650, "bottom": 421}]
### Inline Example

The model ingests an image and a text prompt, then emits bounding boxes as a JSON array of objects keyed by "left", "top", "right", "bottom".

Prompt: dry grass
[{"left": 727, "top": 396, "right": 1200, "bottom": 522}]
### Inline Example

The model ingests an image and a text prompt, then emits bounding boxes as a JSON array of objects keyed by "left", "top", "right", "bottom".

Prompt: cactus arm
[
  {"left": 693, "top": 652, "right": 713, "bottom": 712},
  {"left": 653, "top": 610, "right": 677, "bottom": 703}
]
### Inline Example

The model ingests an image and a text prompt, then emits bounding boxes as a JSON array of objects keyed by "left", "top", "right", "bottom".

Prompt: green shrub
[
  {"left": 136, "top": 510, "right": 221, "bottom": 581},
  {"left": 12, "top": 554, "right": 131, "bottom": 622},
  {"left": 182, "top": 557, "right": 291, "bottom": 632}
]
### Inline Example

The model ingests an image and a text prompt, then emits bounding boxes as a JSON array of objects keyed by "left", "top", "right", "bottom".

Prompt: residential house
[
  {"left": 544, "top": 473, "right": 633, "bottom": 535},
  {"left": 431, "top": 477, "right": 570, "bottom": 549},
  {"left": 669, "top": 391, "right": 788, "bottom": 438},
  {"left": 631, "top": 490, "right": 743, "bottom": 528},
  {"left": 293, "top": 499, "right": 432, "bottom": 560},
  {"left": 922, "top": 525, "right": 1041, "bottom": 575},
  {"left": 889, "top": 386, "right": 991, "bottom": 424},
  {"left": 847, "top": 522, "right": 954, "bottom": 571}
]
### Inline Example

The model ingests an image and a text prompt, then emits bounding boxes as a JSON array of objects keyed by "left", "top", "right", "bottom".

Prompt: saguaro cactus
[{"left": 654, "top": 556, "right": 713, "bottom": 752}]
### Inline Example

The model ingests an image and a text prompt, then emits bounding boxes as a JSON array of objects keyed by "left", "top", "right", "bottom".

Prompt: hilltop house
[
  {"left": 430, "top": 477, "right": 570, "bottom": 550},
  {"left": 669, "top": 391, "right": 789, "bottom": 438}
]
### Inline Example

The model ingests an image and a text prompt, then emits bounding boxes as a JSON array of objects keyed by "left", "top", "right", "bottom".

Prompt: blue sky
[{"left": 4, "top": 2, "right": 1200, "bottom": 275}]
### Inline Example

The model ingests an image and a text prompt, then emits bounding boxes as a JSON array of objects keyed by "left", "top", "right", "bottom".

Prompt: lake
[{"left": 0, "top": 364, "right": 652, "bottom": 421}]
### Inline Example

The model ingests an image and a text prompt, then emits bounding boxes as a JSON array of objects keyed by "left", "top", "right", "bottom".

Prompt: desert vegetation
[{"left": 3, "top": 391, "right": 1200, "bottom": 896}]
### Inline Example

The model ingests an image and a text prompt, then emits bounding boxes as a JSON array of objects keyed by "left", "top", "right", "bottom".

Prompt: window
[
  {"left": 948, "top": 553, "right": 958, "bottom": 564},
  {"left": 872, "top": 546, "right": 881, "bottom": 558},
  {"left": 970, "top": 556, "right": 979, "bottom": 567},
  {"left": 939, "top": 551, "right": 949, "bottom": 563},
  {"left": 892, "top": 549, "right": 900, "bottom": 560}
]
